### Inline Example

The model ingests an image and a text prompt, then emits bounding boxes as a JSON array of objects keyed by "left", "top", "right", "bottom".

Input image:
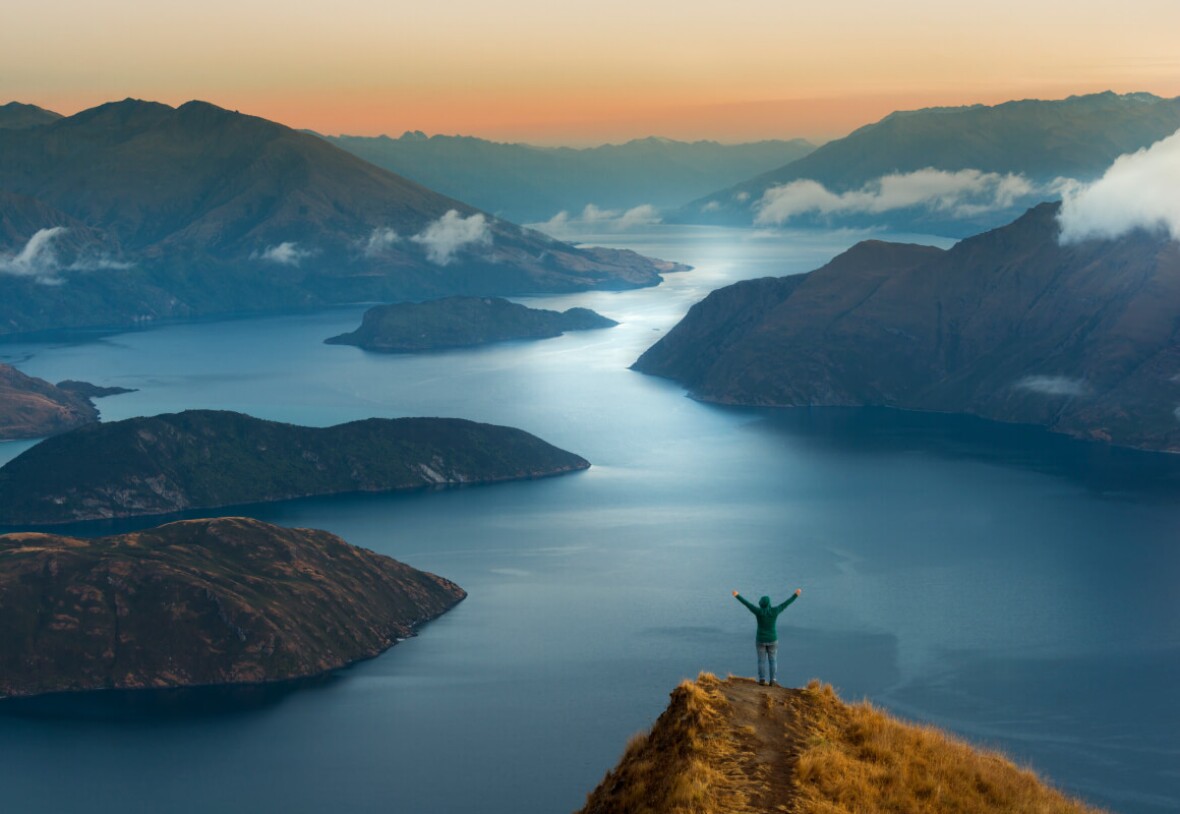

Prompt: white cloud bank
[
  {"left": 412, "top": 210, "right": 491, "bottom": 265},
  {"left": 0, "top": 227, "right": 130, "bottom": 284},
  {"left": 541, "top": 203, "right": 661, "bottom": 236},
  {"left": 754, "top": 169, "right": 1048, "bottom": 226},
  {"left": 1014, "top": 375, "right": 1089, "bottom": 397},
  {"left": 1057, "top": 128, "right": 1180, "bottom": 243}
]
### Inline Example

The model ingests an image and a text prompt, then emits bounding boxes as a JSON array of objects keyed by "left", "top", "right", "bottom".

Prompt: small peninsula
[
  {"left": 0, "top": 517, "right": 465, "bottom": 698},
  {"left": 635, "top": 202, "right": 1180, "bottom": 452},
  {"left": 0, "top": 363, "right": 99, "bottom": 440},
  {"left": 326, "top": 295, "right": 618, "bottom": 352},
  {"left": 0, "top": 410, "right": 590, "bottom": 525},
  {"left": 578, "top": 673, "right": 1105, "bottom": 814}
]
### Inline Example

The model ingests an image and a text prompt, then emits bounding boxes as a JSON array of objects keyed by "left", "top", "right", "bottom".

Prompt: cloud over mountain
[
  {"left": 541, "top": 203, "right": 662, "bottom": 236},
  {"left": 257, "top": 242, "right": 312, "bottom": 266},
  {"left": 0, "top": 227, "right": 131, "bottom": 284},
  {"left": 411, "top": 210, "right": 492, "bottom": 265},
  {"left": 1057, "top": 128, "right": 1180, "bottom": 243},
  {"left": 753, "top": 169, "right": 1048, "bottom": 226}
]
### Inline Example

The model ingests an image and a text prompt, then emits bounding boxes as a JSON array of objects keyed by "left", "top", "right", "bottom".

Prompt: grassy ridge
[{"left": 577, "top": 673, "right": 1105, "bottom": 814}]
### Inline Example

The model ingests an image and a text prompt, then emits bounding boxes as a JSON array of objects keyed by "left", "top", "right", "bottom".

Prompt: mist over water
[{"left": 1, "top": 225, "right": 1176, "bottom": 814}]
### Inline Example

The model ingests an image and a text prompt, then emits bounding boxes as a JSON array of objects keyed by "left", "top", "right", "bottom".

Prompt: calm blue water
[{"left": 1, "top": 225, "right": 1177, "bottom": 814}]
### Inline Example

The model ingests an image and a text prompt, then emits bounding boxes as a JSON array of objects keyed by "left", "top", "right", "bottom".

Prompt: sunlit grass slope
[{"left": 577, "top": 673, "right": 1106, "bottom": 814}]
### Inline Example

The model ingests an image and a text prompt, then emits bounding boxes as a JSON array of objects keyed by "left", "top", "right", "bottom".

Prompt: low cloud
[
  {"left": 256, "top": 242, "right": 313, "bottom": 266},
  {"left": 0, "top": 227, "right": 131, "bottom": 284},
  {"left": 754, "top": 169, "right": 1050, "bottom": 226},
  {"left": 411, "top": 210, "right": 492, "bottom": 265},
  {"left": 1057, "top": 128, "right": 1180, "bottom": 243},
  {"left": 540, "top": 203, "right": 662, "bottom": 236},
  {"left": 1013, "top": 375, "right": 1089, "bottom": 397},
  {"left": 701, "top": 201, "right": 721, "bottom": 213},
  {"left": 363, "top": 227, "right": 400, "bottom": 257}
]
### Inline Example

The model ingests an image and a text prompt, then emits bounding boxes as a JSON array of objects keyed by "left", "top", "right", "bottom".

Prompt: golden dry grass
[
  {"left": 789, "top": 680, "right": 1105, "bottom": 814},
  {"left": 576, "top": 674, "right": 1108, "bottom": 814},
  {"left": 577, "top": 672, "right": 761, "bottom": 814}
]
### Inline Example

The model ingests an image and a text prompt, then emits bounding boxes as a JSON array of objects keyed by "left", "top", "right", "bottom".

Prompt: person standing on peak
[{"left": 733, "top": 589, "right": 802, "bottom": 686}]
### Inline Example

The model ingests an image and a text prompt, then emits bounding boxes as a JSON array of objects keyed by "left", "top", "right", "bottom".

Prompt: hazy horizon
[{"left": 5, "top": 0, "right": 1179, "bottom": 144}]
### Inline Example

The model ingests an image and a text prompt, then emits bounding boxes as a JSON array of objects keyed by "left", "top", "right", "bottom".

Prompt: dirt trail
[{"left": 721, "top": 677, "right": 812, "bottom": 812}]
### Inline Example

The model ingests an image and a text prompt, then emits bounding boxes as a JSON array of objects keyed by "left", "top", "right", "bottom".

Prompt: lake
[{"left": 1, "top": 224, "right": 1177, "bottom": 814}]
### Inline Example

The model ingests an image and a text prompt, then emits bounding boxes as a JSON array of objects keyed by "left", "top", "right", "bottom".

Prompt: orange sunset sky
[{"left": 4, "top": 0, "right": 1179, "bottom": 145}]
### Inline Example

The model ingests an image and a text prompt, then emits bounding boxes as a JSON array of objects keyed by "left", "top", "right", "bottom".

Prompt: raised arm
[
  {"left": 775, "top": 589, "right": 802, "bottom": 612},
  {"left": 733, "top": 592, "right": 758, "bottom": 613}
]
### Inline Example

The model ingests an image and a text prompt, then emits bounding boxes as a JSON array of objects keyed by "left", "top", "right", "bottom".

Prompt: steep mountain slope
[
  {"left": 635, "top": 203, "right": 1180, "bottom": 451},
  {"left": 682, "top": 92, "right": 1180, "bottom": 234},
  {"left": 0, "top": 517, "right": 465, "bottom": 698},
  {"left": 0, "top": 410, "right": 590, "bottom": 524},
  {"left": 0, "top": 99, "right": 683, "bottom": 336},
  {"left": 0, "top": 363, "right": 99, "bottom": 439},
  {"left": 327, "top": 132, "right": 814, "bottom": 223},
  {"left": 577, "top": 674, "right": 1104, "bottom": 814}
]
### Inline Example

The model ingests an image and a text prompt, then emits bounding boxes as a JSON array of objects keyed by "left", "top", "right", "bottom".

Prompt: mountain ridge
[
  {"left": 679, "top": 91, "right": 1180, "bottom": 235},
  {"left": 326, "top": 130, "right": 814, "bottom": 223},
  {"left": 635, "top": 202, "right": 1180, "bottom": 451},
  {"left": 0, "top": 98, "right": 681, "bottom": 336},
  {"left": 577, "top": 673, "right": 1105, "bottom": 814}
]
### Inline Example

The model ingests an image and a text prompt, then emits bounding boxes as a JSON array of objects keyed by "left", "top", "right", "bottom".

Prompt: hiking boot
[
  {"left": 758, "top": 680, "right": 767, "bottom": 686},
  {"left": 769, "top": 680, "right": 780, "bottom": 687}
]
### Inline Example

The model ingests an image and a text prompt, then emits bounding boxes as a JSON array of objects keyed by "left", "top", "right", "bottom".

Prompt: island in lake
[
  {"left": 0, "top": 516, "right": 465, "bottom": 698},
  {"left": 0, "top": 410, "right": 590, "bottom": 525},
  {"left": 635, "top": 202, "right": 1180, "bottom": 452},
  {"left": 326, "top": 295, "right": 618, "bottom": 352}
]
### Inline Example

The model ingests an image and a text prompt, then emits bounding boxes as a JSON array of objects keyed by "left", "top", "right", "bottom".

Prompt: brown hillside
[
  {"left": 577, "top": 673, "right": 1105, "bottom": 814},
  {"left": 0, "top": 517, "right": 465, "bottom": 698}
]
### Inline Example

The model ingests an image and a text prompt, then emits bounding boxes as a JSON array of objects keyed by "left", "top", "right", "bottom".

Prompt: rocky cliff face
[
  {"left": 0, "top": 410, "right": 590, "bottom": 524},
  {"left": 0, "top": 363, "right": 99, "bottom": 440},
  {"left": 0, "top": 517, "right": 465, "bottom": 698},
  {"left": 635, "top": 203, "right": 1180, "bottom": 451},
  {"left": 326, "top": 295, "right": 617, "bottom": 352}
]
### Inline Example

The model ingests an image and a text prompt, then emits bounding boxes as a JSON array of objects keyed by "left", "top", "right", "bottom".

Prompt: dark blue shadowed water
[{"left": 0, "top": 225, "right": 1176, "bottom": 814}]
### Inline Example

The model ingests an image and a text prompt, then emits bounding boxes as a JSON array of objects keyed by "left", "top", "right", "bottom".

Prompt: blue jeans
[{"left": 756, "top": 641, "right": 778, "bottom": 683}]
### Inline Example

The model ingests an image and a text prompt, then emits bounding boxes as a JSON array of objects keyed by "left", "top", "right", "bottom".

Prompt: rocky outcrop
[{"left": 0, "top": 517, "right": 465, "bottom": 698}]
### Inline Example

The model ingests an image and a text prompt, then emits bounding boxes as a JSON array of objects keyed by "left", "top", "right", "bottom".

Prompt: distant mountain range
[
  {"left": 0, "top": 102, "right": 61, "bottom": 130},
  {"left": 635, "top": 202, "right": 1180, "bottom": 452},
  {"left": 325, "top": 132, "right": 814, "bottom": 224},
  {"left": 679, "top": 92, "right": 1180, "bottom": 236},
  {"left": 0, "top": 99, "right": 681, "bottom": 337}
]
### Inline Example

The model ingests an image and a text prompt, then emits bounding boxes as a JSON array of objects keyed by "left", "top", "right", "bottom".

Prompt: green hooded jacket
[{"left": 735, "top": 593, "right": 798, "bottom": 643}]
